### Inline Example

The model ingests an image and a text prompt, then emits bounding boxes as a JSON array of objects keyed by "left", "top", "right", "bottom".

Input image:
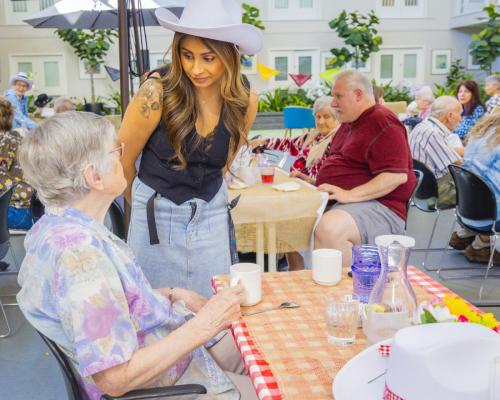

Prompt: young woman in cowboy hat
[
  {"left": 119, "top": 0, "right": 263, "bottom": 297},
  {"left": 3, "top": 72, "right": 36, "bottom": 131}
]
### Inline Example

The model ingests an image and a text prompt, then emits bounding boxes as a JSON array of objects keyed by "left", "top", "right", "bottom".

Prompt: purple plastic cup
[{"left": 351, "top": 245, "right": 381, "bottom": 303}]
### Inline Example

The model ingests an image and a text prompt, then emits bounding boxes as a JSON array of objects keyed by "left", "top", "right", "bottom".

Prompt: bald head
[
  {"left": 430, "top": 96, "right": 462, "bottom": 131},
  {"left": 331, "top": 69, "right": 376, "bottom": 123}
]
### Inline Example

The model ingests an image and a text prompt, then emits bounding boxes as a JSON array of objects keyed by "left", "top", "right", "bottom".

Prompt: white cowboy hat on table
[
  {"left": 333, "top": 323, "right": 500, "bottom": 400},
  {"left": 9, "top": 72, "right": 33, "bottom": 90},
  {"left": 155, "top": 0, "right": 263, "bottom": 55}
]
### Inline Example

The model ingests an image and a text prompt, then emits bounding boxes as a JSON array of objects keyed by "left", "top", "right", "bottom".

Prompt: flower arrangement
[{"left": 419, "top": 294, "right": 500, "bottom": 333}]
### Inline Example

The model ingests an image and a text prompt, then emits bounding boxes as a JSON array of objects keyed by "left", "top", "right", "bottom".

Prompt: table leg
[
  {"left": 267, "top": 223, "right": 277, "bottom": 273},
  {"left": 256, "top": 223, "right": 265, "bottom": 272}
]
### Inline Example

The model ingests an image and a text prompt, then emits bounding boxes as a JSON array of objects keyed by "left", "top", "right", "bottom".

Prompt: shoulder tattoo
[{"left": 137, "top": 80, "right": 161, "bottom": 119}]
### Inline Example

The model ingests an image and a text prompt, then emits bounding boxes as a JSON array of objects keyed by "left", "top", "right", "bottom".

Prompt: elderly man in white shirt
[{"left": 409, "top": 96, "right": 463, "bottom": 208}]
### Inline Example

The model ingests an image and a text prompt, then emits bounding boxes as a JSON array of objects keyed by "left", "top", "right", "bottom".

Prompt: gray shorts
[{"left": 331, "top": 200, "right": 405, "bottom": 244}]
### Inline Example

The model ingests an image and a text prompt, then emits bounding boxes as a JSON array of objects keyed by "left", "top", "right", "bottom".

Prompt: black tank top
[{"left": 138, "top": 68, "right": 248, "bottom": 205}]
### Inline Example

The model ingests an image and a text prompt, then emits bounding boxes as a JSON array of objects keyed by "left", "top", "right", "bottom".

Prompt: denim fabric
[
  {"left": 128, "top": 177, "right": 231, "bottom": 297},
  {"left": 8, "top": 206, "right": 32, "bottom": 230},
  {"left": 3, "top": 89, "right": 36, "bottom": 130}
]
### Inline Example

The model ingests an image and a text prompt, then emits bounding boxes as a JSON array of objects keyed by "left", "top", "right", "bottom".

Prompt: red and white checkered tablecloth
[{"left": 212, "top": 266, "right": 457, "bottom": 400}]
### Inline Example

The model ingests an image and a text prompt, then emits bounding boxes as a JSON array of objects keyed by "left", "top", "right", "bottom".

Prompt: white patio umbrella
[{"left": 23, "top": 0, "right": 185, "bottom": 29}]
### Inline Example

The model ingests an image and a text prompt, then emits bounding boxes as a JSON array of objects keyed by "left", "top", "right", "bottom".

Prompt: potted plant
[{"left": 55, "top": 28, "right": 118, "bottom": 114}]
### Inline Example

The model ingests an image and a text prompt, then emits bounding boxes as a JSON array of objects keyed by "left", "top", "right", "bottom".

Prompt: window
[
  {"left": 376, "top": 48, "right": 424, "bottom": 85},
  {"left": 270, "top": 50, "right": 320, "bottom": 87},
  {"left": 79, "top": 61, "right": 107, "bottom": 80},
  {"left": 274, "top": 56, "right": 288, "bottom": 81},
  {"left": 12, "top": 1, "right": 28, "bottom": 12},
  {"left": 269, "top": 0, "right": 320, "bottom": 20},
  {"left": 39, "top": 0, "right": 55, "bottom": 10},
  {"left": 9, "top": 54, "right": 67, "bottom": 95},
  {"left": 375, "top": 0, "right": 426, "bottom": 18},
  {"left": 149, "top": 52, "right": 171, "bottom": 69}
]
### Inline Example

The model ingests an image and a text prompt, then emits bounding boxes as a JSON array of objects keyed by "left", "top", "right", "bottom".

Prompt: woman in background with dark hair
[{"left": 453, "top": 80, "right": 485, "bottom": 140}]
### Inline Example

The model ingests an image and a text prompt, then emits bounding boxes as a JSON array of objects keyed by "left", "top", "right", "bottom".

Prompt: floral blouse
[
  {"left": 452, "top": 105, "right": 485, "bottom": 140},
  {"left": 265, "top": 131, "right": 335, "bottom": 179},
  {"left": 17, "top": 207, "right": 238, "bottom": 400},
  {"left": 0, "top": 130, "right": 34, "bottom": 208}
]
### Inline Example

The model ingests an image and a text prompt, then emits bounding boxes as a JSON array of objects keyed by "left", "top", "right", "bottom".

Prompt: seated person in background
[
  {"left": 314, "top": 70, "right": 416, "bottom": 270},
  {"left": 453, "top": 80, "right": 485, "bottom": 141},
  {"left": 373, "top": 85, "right": 385, "bottom": 105},
  {"left": 251, "top": 96, "right": 340, "bottom": 183},
  {"left": 403, "top": 85, "right": 434, "bottom": 130},
  {"left": 409, "top": 96, "right": 463, "bottom": 208},
  {"left": 53, "top": 97, "right": 76, "bottom": 113},
  {"left": 484, "top": 75, "right": 500, "bottom": 115},
  {"left": 0, "top": 97, "right": 34, "bottom": 230},
  {"left": 3, "top": 72, "right": 36, "bottom": 131},
  {"left": 16, "top": 112, "right": 256, "bottom": 400},
  {"left": 34, "top": 93, "right": 54, "bottom": 119},
  {"left": 449, "top": 110, "right": 500, "bottom": 264},
  {"left": 414, "top": 85, "right": 434, "bottom": 120}
]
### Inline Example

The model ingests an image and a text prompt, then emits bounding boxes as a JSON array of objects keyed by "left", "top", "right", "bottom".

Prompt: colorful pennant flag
[
  {"left": 319, "top": 67, "right": 341, "bottom": 84},
  {"left": 289, "top": 73, "right": 312, "bottom": 87},
  {"left": 257, "top": 63, "right": 280, "bottom": 80}
]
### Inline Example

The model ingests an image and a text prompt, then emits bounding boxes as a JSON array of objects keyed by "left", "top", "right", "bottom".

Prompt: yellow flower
[{"left": 444, "top": 294, "right": 499, "bottom": 329}]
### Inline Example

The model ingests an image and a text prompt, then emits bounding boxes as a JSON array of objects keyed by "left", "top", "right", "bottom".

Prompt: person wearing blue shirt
[
  {"left": 452, "top": 80, "right": 485, "bottom": 140},
  {"left": 3, "top": 72, "right": 36, "bottom": 130}
]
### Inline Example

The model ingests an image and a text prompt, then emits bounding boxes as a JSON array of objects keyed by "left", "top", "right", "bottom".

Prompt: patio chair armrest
[{"left": 100, "top": 384, "right": 207, "bottom": 400}]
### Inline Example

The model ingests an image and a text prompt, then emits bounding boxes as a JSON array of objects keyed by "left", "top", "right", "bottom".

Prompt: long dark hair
[
  {"left": 160, "top": 33, "right": 250, "bottom": 170},
  {"left": 0, "top": 97, "right": 14, "bottom": 132},
  {"left": 455, "top": 80, "right": 484, "bottom": 116}
]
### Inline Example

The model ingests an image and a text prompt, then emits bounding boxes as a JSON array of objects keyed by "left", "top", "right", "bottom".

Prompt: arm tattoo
[{"left": 137, "top": 80, "right": 161, "bottom": 119}]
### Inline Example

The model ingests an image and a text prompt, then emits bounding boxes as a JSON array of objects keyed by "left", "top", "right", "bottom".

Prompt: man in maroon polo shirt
[{"left": 314, "top": 69, "right": 416, "bottom": 269}]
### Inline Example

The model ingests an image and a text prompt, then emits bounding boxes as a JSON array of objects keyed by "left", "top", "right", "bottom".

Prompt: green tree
[
  {"left": 55, "top": 29, "right": 118, "bottom": 103},
  {"left": 328, "top": 10, "right": 382, "bottom": 69},
  {"left": 468, "top": 3, "right": 500, "bottom": 74}
]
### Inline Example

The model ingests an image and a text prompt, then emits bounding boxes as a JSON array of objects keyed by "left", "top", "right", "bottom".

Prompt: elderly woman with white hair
[
  {"left": 251, "top": 96, "right": 340, "bottom": 184},
  {"left": 414, "top": 85, "right": 435, "bottom": 120},
  {"left": 15, "top": 112, "right": 257, "bottom": 400},
  {"left": 484, "top": 75, "right": 500, "bottom": 114}
]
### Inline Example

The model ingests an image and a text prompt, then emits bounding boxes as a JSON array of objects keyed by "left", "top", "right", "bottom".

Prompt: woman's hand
[
  {"left": 171, "top": 288, "right": 208, "bottom": 313},
  {"left": 192, "top": 285, "right": 244, "bottom": 340},
  {"left": 290, "top": 170, "right": 315, "bottom": 185},
  {"left": 250, "top": 138, "right": 267, "bottom": 149}
]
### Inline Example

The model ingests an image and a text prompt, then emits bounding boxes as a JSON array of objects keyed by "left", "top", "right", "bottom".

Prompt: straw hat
[
  {"left": 333, "top": 323, "right": 500, "bottom": 400},
  {"left": 9, "top": 72, "right": 33, "bottom": 90},
  {"left": 155, "top": 0, "right": 263, "bottom": 55}
]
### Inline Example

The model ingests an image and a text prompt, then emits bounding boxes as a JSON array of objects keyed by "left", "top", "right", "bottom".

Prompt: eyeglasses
[{"left": 109, "top": 142, "right": 124, "bottom": 158}]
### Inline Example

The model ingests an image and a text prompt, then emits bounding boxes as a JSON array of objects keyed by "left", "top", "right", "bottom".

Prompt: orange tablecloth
[{"left": 215, "top": 268, "right": 455, "bottom": 399}]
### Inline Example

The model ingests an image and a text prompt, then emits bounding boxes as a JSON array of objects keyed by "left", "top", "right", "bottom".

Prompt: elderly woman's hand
[
  {"left": 172, "top": 288, "right": 208, "bottom": 313},
  {"left": 290, "top": 170, "right": 315, "bottom": 185},
  {"left": 192, "top": 285, "right": 244, "bottom": 340}
]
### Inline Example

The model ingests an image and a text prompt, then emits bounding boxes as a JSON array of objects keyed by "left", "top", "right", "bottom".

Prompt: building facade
[{"left": 0, "top": 0, "right": 498, "bottom": 102}]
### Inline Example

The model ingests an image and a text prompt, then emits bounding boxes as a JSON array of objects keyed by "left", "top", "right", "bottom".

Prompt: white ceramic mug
[
  {"left": 236, "top": 166, "right": 257, "bottom": 186},
  {"left": 312, "top": 249, "right": 342, "bottom": 286},
  {"left": 230, "top": 263, "right": 262, "bottom": 306}
]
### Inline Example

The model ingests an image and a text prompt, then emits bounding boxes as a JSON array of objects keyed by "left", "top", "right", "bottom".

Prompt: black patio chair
[
  {"left": 37, "top": 330, "right": 207, "bottom": 400},
  {"left": 30, "top": 194, "right": 126, "bottom": 240},
  {"left": 405, "top": 169, "right": 423, "bottom": 232},
  {"left": 411, "top": 159, "right": 456, "bottom": 271},
  {"left": 0, "top": 185, "right": 17, "bottom": 338},
  {"left": 437, "top": 165, "right": 499, "bottom": 306}
]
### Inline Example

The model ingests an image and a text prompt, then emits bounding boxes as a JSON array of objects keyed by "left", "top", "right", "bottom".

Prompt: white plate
[
  {"left": 272, "top": 181, "right": 301, "bottom": 192},
  {"left": 332, "top": 339, "right": 390, "bottom": 400}
]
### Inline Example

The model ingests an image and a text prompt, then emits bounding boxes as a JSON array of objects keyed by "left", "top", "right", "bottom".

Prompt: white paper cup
[
  {"left": 230, "top": 263, "right": 262, "bottom": 306},
  {"left": 312, "top": 249, "right": 342, "bottom": 286}
]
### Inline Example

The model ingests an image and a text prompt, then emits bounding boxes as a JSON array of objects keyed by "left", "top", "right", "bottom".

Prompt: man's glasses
[{"left": 109, "top": 142, "right": 124, "bottom": 157}]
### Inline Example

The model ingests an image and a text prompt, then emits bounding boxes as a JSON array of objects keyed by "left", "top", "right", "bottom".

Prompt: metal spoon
[{"left": 242, "top": 301, "right": 300, "bottom": 316}]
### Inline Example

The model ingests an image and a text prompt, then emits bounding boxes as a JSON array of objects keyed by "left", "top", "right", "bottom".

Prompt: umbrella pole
[{"left": 118, "top": 0, "right": 130, "bottom": 116}]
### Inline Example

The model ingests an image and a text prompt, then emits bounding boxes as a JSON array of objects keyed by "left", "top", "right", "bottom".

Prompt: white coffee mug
[
  {"left": 312, "top": 249, "right": 342, "bottom": 286},
  {"left": 230, "top": 263, "right": 262, "bottom": 306},
  {"left": 236, "top": 166, "right": 257, "bottom": 186}
]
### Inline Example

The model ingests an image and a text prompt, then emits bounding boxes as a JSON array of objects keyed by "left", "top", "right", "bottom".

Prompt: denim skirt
[{"left": 128, "top": 177, "right": 231, "bottom": 297}]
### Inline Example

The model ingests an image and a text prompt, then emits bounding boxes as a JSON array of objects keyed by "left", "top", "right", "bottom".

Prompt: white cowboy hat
[
  {"left": 155, "top": 0, "right": 263, "bottom": 55},
  {"left": 333, "top": 323, "right": 500, "bottom": 400},
  {"left": 9, "top": 72, "right": 33, "bottom": 90}
]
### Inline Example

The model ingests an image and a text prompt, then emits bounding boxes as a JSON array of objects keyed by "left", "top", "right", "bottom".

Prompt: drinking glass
[
  {"left": 257, "top": 155, "right": 275, "bottom": 184},
  {"left": 351, "top": 245, "right": 381, "bottom": 303},
  {"left": 325, "top": 294, "right": 360, "bottom": 345}
]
